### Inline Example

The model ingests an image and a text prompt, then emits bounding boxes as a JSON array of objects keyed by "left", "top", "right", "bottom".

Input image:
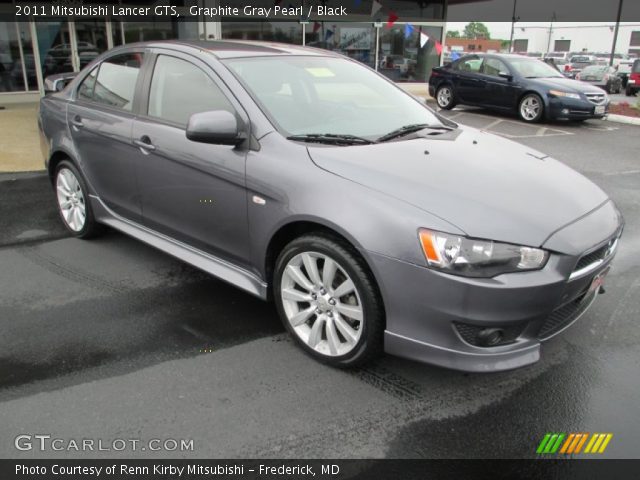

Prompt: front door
[
  {"left": 479, "top": 57, "right": 519, "bottom": 110},
  {"left": 132, "top": 51, "right": 251, "bottom": 267}
]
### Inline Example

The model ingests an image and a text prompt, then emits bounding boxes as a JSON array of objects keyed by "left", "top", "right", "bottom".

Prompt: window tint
[
  {"left": 455, "top": 57, "right": 482, "bottom": 73},
  {"left": 92, "top": 53, "right": 144, "bottom": 111},
  {"left": 77, "top": 67, "right": 98, "bottom": 102},
  {"left": 482, "top": 58, "right": 509, "bottom": 77},
  {"left": 148, "top": 55, "right": 234, "bottom": 127}
]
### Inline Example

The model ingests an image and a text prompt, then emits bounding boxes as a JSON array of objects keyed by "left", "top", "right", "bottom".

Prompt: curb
[{"left": 603, "top": 114, "right": 640, "bottom": 126}]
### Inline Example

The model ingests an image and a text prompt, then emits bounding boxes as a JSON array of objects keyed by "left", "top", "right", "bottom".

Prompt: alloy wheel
[
  {"left": 520, "top": 95, "right": 541, "bottom": 121},
  {"left": 437, "top": 87, "right": 453, "bottom": 108},
  {"left": 56, "top": 167, "right": 86, "bottom": 232},
  {"left": 280, "top": 251, "right": 364, "bottom": 357}
]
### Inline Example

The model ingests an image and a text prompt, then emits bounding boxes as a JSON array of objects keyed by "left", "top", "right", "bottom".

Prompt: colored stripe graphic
[
  {"left": 585, "top": 433, "right": 613, "bottom": 454},
  {"left": 538, "top": 433, "right": 612, "bottom": 454},
  {"left": 537, "top": 433, "right": 565, "bottom": 454}
]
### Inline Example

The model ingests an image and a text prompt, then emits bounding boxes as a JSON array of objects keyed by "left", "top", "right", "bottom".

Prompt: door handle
[
  {"left": 70, "top": 116, "right": 84, "bottom": 128},
  {"left": 134, "top": 136, "right": 156, "bottom": 151}
]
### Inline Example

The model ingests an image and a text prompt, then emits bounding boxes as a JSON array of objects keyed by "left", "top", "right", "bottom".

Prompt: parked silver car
[{"left": 39, "top": 41, "right": 623, "bottom": 372}]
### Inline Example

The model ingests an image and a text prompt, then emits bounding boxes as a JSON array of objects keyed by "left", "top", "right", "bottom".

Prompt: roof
[{"left": 131, "top": 39, "right": 339, "bottom": 59}]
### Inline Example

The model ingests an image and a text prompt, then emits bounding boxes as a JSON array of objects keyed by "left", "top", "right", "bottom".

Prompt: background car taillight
[
  {"left": 576, "top": 73, "right": 581, "bottom": 80},
  {"left": 604, "top": 74, "right": 610, "bottom": 82},
  {"left": 564, "top": 65, "right": 572, "bottom": 72},
  {"left": 631, "top": 72, "right": 640, "bottom": 82}
]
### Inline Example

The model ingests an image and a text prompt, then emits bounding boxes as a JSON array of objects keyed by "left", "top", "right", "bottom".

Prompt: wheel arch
[
  {"left": 47, "top": 149, "right": 76, "bottom": 184},
  {"left": 263, "top": 219, "right": 384, "bottom": 308}
]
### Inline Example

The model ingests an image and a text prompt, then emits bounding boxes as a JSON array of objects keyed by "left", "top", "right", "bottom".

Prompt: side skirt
[{"left": 90, "top": 195, "right": 268, "bottom": 299}]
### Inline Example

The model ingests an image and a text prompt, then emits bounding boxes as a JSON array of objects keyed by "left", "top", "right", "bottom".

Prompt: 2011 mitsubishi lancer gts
[{"left": 39, "top": 40, "right": 623, "bottom": 372}]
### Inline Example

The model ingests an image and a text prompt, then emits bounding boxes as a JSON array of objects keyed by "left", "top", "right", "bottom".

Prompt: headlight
[
  {"left": 549, "top": 89, "right": 581, "bottom": 100},
  {"left": 418, "top": 229, "right": 549, "bottom": 278}
]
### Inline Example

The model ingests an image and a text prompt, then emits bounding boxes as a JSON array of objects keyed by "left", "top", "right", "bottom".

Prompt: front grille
[
  {"left": 585, "top": 93, "right": 606, "bottom": 105},
  {"left": 571, "top": 235, "right": 619, "bottom": 278},
  {"left": 454, "top": 322, "right": 525, "bottom": 347},
  {"left": 538, "top": 289, "right": 595, "bottom": 340}
]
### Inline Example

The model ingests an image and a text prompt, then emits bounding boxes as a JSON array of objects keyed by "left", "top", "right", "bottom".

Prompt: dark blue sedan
[{"left": 429, "top": 53, "right": 609, "bottom": 123}]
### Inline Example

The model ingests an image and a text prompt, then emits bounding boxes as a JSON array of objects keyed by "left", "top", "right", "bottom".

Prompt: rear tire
[
  {"left": 435, "top": 85, "right": 456, "bottom": 110},
  {"left": 273, "top": 233, "right": 384, "bottom": 368},
  {"left": 518, "top": 93, "right": 544, "bottom": 123},
  {"left": 54, "top": 160, "right": 103, "bottom": 239}
]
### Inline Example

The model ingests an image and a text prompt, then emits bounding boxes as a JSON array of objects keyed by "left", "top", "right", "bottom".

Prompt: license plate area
[{"left": 595, "top": 105, "right": 606, "bottom": 115}]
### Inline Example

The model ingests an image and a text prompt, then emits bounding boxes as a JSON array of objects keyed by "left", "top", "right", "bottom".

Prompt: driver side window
[
  {"left": 482, "top": 58, "right": 509, "bottom": 77},
  {"left": 148, "top": 55, "right": 234, "bottom": 127}
]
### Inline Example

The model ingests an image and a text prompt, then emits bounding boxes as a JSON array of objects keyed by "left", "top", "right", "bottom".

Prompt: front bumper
[
  {"left": 547, "top": 96, "right": 609, "bottom": 120},
  {"left": 372, "top": 203, "right": 622, "bottom": 372}
]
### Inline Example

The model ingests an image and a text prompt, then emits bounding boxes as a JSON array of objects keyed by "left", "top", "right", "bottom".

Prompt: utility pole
[
  {"left": 508, "top": 0, "right": 518, "bottom": 53},
  {"left": 546, "top": 13, "right": 556, "bottom": 55},
  {"left": 610, "top": 0, "right": 624, "bottom": 66}
]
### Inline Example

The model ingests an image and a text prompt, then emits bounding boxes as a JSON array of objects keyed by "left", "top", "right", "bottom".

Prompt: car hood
[
  {"left": 530, "top": 76, "right": 605, "bottom": 93},
  {"left": 308, "top": 126, "right": 609, "bottom": 248}
]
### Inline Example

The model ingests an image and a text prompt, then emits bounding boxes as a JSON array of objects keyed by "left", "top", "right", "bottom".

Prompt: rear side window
[
  {"left": 633, "top": 60, "right": 640, "bottom": 73},
  {"left": 148, "top": 55, "right": 234, "bottom": 127},
  {"left": 91, "top": 53, "right": 144, "bottom": 111},
  {"left": 454, "top": 57, "right": 482, "bottom": 73}
]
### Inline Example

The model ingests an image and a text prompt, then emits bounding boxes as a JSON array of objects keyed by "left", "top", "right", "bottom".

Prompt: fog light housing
[
  {"left": 561, "top": 108, "right": 569, "bottom": 115},
  {"left": 476, "top": 328, "right": 504, "bottom": 347}
]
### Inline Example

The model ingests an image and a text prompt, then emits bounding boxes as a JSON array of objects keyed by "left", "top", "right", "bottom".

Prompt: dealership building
[{"left": 0, "top": 0, "right": 455, "bottom": 103}]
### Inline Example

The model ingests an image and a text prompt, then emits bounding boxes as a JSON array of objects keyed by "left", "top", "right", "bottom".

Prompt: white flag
[
  {"left": 420, "top": 32, "right": 430, "bottom": 48},
  {"left": 371, "top": 0, "right": 383, "bottom": 16}
]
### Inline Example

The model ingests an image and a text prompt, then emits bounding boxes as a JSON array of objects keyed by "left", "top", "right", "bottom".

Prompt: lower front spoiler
[{"left": 384, "top": 331, "right": 540, "bottom": 373}]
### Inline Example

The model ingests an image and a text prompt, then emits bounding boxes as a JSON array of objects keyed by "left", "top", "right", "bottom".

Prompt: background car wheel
[
  {"left": 54, "top": 160, "right": 103, "bottom": 238},
  {"left": 273, "top": 233, "right": 384, "bottom": 368},
  {"left": 518, "top": 93, "right": 544, "bottom": 123},
  {"left": 435, "top": 85, "right": 456, "bottom": 110}
]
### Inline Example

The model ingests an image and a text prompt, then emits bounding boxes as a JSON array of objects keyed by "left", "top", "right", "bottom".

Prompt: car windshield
[
  {"left": 223, "top": 56, "right": 442, "bottom": 139},
  {"left": 508, "top": 58, "right": 564, "bottom": 78}
]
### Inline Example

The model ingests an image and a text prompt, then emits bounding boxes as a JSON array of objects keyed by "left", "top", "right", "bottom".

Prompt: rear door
[
  {"left": 452, "top": 55, "right": 485, "bottom": 104},
  {"left": 132, "top": 50, "right": 251, "bottom": 267},
  {"left": 67, "top": 51, "right": 146, "bottom": 221}
]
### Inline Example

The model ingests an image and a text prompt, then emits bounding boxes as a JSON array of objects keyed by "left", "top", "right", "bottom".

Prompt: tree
[
  {"left": 463, "top": 22, "right": 491, "bottom": 40},
  {"left": 446, "top": 30, "right": 460, "bottom": 38}
]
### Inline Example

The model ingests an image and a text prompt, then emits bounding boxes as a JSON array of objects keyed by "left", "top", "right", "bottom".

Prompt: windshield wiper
[
  {"left": 376, "top": 123, "right": 453, "bottom": 143},
  {"left": 286, "top": 133, "right": 375, "bottom": 145}
]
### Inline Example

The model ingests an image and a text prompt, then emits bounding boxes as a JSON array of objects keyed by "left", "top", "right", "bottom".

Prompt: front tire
[
  {"left": 54, "top": 160, "right": 103, "bottom": 238},
  {"left": 273, "top": 234, "right": 384, "bottom": 368},
  {"left": 435, "top": 85, "right": 456, "bottom": 110},
  {"left": 518, "top": 93, "right": 544, "bottom": 123}
]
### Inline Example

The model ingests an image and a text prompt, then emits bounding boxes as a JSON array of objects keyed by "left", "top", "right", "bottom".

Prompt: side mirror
[
  {"left": 498, "top": 72, "right": 513, "bottom": 81},
  {"left": 186, "top": 110, "right": 245, "bottom": 146},
  {"left": 43, "top": 72, "right": 77, "bottom": 95}
]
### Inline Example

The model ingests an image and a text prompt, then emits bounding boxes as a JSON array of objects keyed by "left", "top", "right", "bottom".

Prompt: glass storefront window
[
  {"left": 221, "top": 21, "right": 302, "bottom": 44},
  {"left": 73, "top": 19, "right": 109, "bottom": 69},
  {"left": 0, "top": 22, "right": 26, "bottom": 92},
  {"left": 378, "top": 24, "right": 442, "bottom": 83},
  {"left": 305, "top": 22, "right": 376, "bottom": 69},
  {"left": 123, "top": 20, "right": 198, "bottom": 43},
  {"left": 35, "top": 20, "right": 74, "bottom": 77}
]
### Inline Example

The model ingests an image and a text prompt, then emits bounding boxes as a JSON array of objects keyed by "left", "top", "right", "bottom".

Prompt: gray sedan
[{"left": 38, "top": 41, "right": 623, "bottom": 372}]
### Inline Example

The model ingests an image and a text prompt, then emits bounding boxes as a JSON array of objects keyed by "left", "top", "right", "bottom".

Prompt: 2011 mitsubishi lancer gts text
[{"left": 38, "top": 41, "right": 623, "bottom": 372}]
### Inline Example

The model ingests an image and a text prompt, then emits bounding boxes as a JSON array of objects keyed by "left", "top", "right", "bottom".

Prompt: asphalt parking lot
[{"left": 1, "top": 113, "right": 639, "bottom": 460}]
